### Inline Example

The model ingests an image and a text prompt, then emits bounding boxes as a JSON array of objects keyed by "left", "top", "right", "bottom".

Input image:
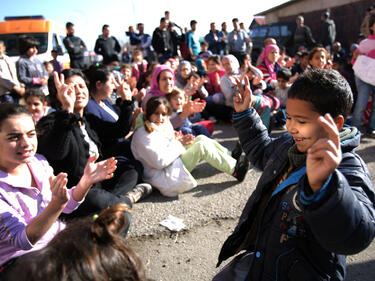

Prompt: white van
[{"left": 0, "top": 15, "right": 70, "bottom": 68}]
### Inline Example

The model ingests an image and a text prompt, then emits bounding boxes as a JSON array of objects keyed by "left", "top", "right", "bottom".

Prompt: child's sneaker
[
  {"left": 126, "top": 183, "right": 153, "bottom": 203},
  {"left": 233, "top": 155, "right": 250, "bottom": 182},
  {"left": 231, "top": 141, "right": 242, "bottom": 161}
]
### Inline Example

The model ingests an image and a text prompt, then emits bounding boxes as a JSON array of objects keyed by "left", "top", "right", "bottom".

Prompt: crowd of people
[{"left": 0, "top": 8, "right": 375, "bottom": 281}]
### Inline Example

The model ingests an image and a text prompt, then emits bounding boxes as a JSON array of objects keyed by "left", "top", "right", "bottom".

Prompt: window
[{"left": 0, "top": 33, "right": 48, "bottom": 56}]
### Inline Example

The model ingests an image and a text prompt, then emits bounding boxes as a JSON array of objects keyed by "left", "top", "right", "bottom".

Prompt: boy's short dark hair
[
  {"left": 188, "top": 72, "right": 200, "bottom": 80},
  {"left": 208, "top": 54, "right": 221, "bottom": 65},
  {"left": 102, "top": 24, "right": 109, "bottom": 31},
  {"left": 277, "top": 68, "right": 292, "bottom": 81},
  {"left": 288, "top": 69, "right": 353, "bottom": 118}
]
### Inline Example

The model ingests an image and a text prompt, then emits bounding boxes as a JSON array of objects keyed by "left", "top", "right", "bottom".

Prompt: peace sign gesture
[
  {"left": 232, "top": 75, "right": 253, "bottom": 113},
  {"left": 114, "top": 73, "right": 132, "bottom": 101},
  {"left": 306, "top": 114, "right": 342, "bottom": 192},
  {"left": 53, "top": 71, "right": 75, "bottom": 113}
]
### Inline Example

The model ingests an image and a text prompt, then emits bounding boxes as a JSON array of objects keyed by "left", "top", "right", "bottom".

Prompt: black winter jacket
[
  {"left": 217, "top": 109, "right": 375, "bottom": 281},
  {"left": 36, "top": 100, "right": 134, "bottom": 187},
  {"left": 94, "top": 35, "right": 121, "bottom": 64}
]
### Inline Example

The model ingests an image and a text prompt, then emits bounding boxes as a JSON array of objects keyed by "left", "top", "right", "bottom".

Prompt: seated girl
[
  {"left": 141, "top": 65, "right": 205, "bottom": 130},
  {"left": 167, "top": 88, "right": 212, "bottom": 137},
  {"left": 6, "top": 204, "right": 149, "bottom": 281},
  {"left": 308, "top": 47, "right": 329, "bottom": 69},
  {"left": 24, "top": 89, "right": 55, "bottom": 123},
  {"left": 131, "top": 96, "right": 249, "bottom": 197},
  {"left": 257, "top": 44, "right": 282, "bottom": 93},
  {"left": 0, "top": 103, "right": 116, "bottom": 277}
]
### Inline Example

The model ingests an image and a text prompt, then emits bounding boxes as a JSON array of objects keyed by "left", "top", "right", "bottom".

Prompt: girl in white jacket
[{"left": 131, "top": 96, "right": 249, "bottom": 197}]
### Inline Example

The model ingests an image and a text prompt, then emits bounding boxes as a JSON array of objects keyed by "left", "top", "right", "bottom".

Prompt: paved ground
[{"left": 127, "top": 123, "right": 375, "bottom": 281}]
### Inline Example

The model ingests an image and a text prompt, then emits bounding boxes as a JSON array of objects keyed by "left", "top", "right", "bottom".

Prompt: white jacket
[{"left": 131, "top": 121, "right": 197, "bottom": 197}]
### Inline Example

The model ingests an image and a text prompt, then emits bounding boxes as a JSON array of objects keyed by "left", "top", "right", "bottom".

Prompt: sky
[{"left": 0, "top": 0, "right": 289, "bottom": 50}]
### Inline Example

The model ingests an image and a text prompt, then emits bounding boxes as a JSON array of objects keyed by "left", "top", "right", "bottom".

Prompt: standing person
[
  {"left": 219, "top": 22, "right": 229, "bottom": 56},
  {"left": 319, "top": 12, "right": 336, "bottom": 51},
  {"left": 0, "top": 41, "right": 25, "bottom": 103},
  {"left": 293, "top": 15, "right": 315, "bottom": 55},
  {"left": 204, "top": 23, "right": 221, "bottom": 55},
  {"left": 135, "top": 23, "right": 153, "bottom": 62},
  {"left": 228, "top": 18, "right": 251, "bottom": 64},
  {"left": 351, "top": 13, "right": 375, "bottom": 136},
  {"left": 94, "top": 25, "right": 121, "bottom": 65},
  {"left": 63, "top": 22, "right": 87, "bottom": 69},
  {"left": 214, "top": 69, "right": 375, "bottom": 281},
  {"left": 0, "top": 103, "right": 117, "bottom": 279},
  {"left": 187, "top": 20, "right": 201, "bottom": 61},
  {"left": 151, "top": 18, "right": 173, "bottom": 63},
  {"left": 16, "top": 36, "right": 49, "bottom": 95}
]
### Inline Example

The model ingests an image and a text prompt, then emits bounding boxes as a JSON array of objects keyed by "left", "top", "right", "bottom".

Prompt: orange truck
[{"left": 0, "top": 15, "right": 70, "bottom": 68}]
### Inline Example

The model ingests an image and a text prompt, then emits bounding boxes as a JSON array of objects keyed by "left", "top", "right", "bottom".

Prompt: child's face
[
  {"left": 26, "top": 96, "right": 46, "bottom": 118},
  {"left": 286, "top": 98, "right": 329, "bottom": 153},
  {"left": 0, "top": 114, "right": 37, "bottom": 170},
  {"left": 134, "top": 54, "right": 143, "bottom": 63},
  {"left": 169, "top": 92, "right": 185, "bottom": 111},
  {"left": 309, "top": 51, "right": 327, "bottom": 69},
  {"left": 207, "top": 60, "right": 220, "bottom": 73},
  {"left": 222, "top": 58, "right": 233, "bottom": 74},
  {"left": 45, "top": 63, "right": 54, "bottom": 74},
  {"left": 149, "top": 104, "right": 169, "bottom": 126},
  {"left": 277, "top": 78, "right": 288, "bottom": 90},
  {"left": 188, "top": 76, "right": 199, "bottom": 87},
  {"left": 120, "top": 68, "right": 132, "bottom": 80}
]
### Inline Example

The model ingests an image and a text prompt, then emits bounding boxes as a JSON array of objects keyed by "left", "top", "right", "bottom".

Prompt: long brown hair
[
  {"left": 143, "top": 96, "right": 172, "bottom": 133},
  {"left": 8, "top": 204, "right": 149, "bottom": 281}
]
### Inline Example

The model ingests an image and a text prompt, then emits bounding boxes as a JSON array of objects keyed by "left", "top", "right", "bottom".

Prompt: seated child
[
  {"left": 6, "top": 204, "right": 149, "bottom": 281},
  {"left": 167, "top": 88, "right": 212, "bottom": 137},
  {"left": 24, "top": 89, "right": 55, "bottom": 122},
  {"left": 131, "top": 50, "right": 148, "bottom": 83},
  {"left": 272, "top": 68, "right": 292, "bottom": 129},
  {"left": 215, "top": 69, "right": 375, "bottom": 281},
  {"left": 131, "top": 96, "right": 249, "bottom": 197},
  {"left": 0, "top": 103, "right": 116, "bottom": 277},
  {"left": 184, "top": 72, "right": 209, "bottom": 100}
]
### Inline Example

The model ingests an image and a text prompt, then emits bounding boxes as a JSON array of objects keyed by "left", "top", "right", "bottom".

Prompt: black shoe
[
  {"left": 231, "top": 141, "right": 243, "bottom": 161},
  {"left": 126, "top": 183, "right": 153, "bottom": 203},
  {"left": 233, "top": 155, "right": 249, "bottom": 182}
]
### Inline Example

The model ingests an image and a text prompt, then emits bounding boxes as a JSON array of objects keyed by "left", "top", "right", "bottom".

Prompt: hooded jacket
[{"left": 217, "top": 108, "right": 375, "bottom": 281}]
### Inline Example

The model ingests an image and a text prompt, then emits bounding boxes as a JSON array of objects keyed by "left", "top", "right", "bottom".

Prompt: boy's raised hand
[
  {"left": 306, "top": 114, "right": 342, "bottom": 192},
  {"left": 233, "top": 75, "right": 253, "bottom": 113}
]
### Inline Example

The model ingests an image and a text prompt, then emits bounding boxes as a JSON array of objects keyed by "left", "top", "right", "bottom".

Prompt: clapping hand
[
  {"left": 82, "top": 154, "right": 117, "bottom": 186},
  {"left": 306, "top": 114, "right": 342, "bottom": 192},
  {"left": 49, "top": 173, "right": 69, "bottom": 206}
]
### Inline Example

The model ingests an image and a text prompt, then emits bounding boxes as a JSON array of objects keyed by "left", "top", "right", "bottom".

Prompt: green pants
[{"left": 180, "top": 135, "right": 236, "bottom": 175}]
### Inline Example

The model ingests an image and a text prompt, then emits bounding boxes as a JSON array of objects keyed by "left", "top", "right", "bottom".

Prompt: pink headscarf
[
  {"left": 142, "top": 65, "right": 175, "bottom": 111},
  {"left": 149, "top": 65, "right": 175, "bottom": 96},
  {"left": 260, "top": 44, "right": 279, "bottom": 80}
]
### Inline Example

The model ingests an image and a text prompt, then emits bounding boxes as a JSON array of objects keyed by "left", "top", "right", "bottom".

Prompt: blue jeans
[{"left": 351, "top": 78, "right": 375, "bottom": 131}]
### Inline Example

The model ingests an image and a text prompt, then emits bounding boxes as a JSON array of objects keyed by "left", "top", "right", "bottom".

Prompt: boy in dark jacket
[{"left": 215, "top": 69, "right": 375, "bottom": 281}]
